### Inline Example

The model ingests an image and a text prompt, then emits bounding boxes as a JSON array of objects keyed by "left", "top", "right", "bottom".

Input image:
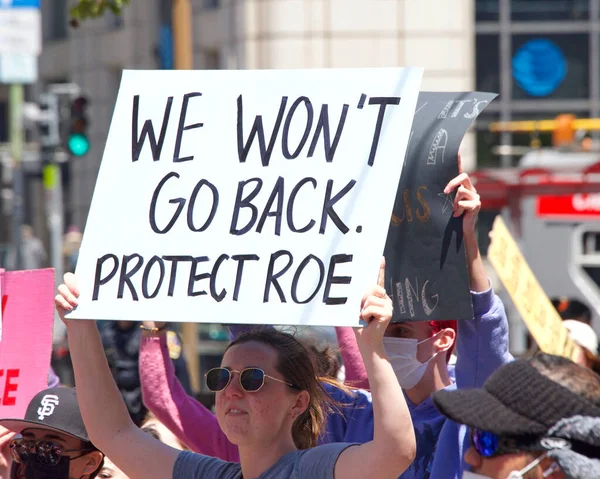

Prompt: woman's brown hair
[{"left": 227, "top": 328, "right": 338, "bottom": 450}]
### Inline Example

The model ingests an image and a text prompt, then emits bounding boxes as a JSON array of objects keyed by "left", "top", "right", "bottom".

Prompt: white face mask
[
  {"left": 382, "top": 334, "right": 440, "bottom": 389},
  {"left": 462, "top": 472, "right": 493, "bottom": 479},
  {"left": 462, "top": 454, "right": 559, "bottom": 479}
]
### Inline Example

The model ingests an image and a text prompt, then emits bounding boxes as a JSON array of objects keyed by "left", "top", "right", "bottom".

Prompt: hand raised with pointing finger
[
  {"left": 355, "top": 257, "right": 393, "bottom": 350},
  {"left": 55, "top": 273, "right": 80, "bottom": 324}
]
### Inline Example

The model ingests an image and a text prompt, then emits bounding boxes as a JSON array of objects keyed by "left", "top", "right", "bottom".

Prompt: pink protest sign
[{"left": 0, "top": 268, "right": 54, "bottom": 418}]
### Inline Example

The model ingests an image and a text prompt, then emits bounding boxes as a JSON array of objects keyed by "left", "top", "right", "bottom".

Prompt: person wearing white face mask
[
  {"left": 462, "top": 454, "right": 560, "bottom": 479},
  {"left": 433, "top": 353, "right": 600, "bottom": 479},
  {"left": 382, "top": 324, "right": 454, "bottom": 391},
  {"left": 334, "top": 159, "right": 513, "bottom": 479}
]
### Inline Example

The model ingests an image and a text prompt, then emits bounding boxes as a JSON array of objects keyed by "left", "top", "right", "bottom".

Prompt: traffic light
[
  {"left": 68, "top": 96, "right": 90, "bottom": 157},
  {"left": 38, "top": 93, "right": 60, "bottom": 148}
]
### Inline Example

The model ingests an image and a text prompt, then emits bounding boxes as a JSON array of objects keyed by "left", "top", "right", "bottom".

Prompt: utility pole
[
  {"left": 34, "top": 84, "right": 81, "bottom": 345},
  {"left": 173, "top": 0, "right": 193, "bottom": 70},
  {"left": 37, "top": 89, "right": 64, "bottom": 344},
  {"left": 9, "top": 84, "right": 24, "bottom": 270},
  {"left": 172, "top": 0, "right": 200, "bottom": 395}
]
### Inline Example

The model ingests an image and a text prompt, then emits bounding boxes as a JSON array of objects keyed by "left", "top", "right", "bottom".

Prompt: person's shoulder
[
  {"left": 299, "top": 442, "right": 357, "bottom": 457},
  {"left": 296, "top": 443, "right": 358, "bottom": 477},
  {"left": 257, "top": 446, "right": 352, "bottom": 478},
  {"left": 173, "top": 451, "right": 241, "bottom": 479}
]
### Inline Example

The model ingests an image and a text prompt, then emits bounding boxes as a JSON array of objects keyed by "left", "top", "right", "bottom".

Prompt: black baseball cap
[
  {"left": 433, "top": 358, "right": 600, "bottom": 436},
  {"left": 0, "top": 387, "right": 93, "bottom": 443}
]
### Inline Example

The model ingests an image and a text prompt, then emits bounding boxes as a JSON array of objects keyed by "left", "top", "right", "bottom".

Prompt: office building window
[
  {"left": 476, "top": 34, "right": 501, "bottom": 96},
  {"left": 476, "top": 0, "right": 500, "bottom": 22},
  {"left": 203, "top": 0, "right": 220, "bottom": 9},
  {"left": 0, "top": 102, "right": 7, "bottom": 143},
  {"left": 512, "top": 34, "right": 589, "bottom": 99},
  {"left": 475, "top": 113, "right": 501, "bottom": 168},
  {"left": 109, "top": 69, "right": 122, "bottom": 112},
  {"left": 511, "top": 0, "right": 589, "bottom": 21},
  {"left": 205, "top": 50, "right": 221, "bottom": 69},
  {"left": 576, "top": 230, "right": 600, "bottom": 296},
  {"left": 105, "top": 10, "right": 124, "bottom": 30},
  {"left": 582, "top": 232, "right": 600, "bottom": 255},
  {"left": 46, "top": 0, "right": 68, "bottom": 41}
]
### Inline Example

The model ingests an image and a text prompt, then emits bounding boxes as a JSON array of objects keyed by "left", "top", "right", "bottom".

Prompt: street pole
[
  {"left": 43, "top": 159, "right": 65, "bottom": 344},
  {"left": 40, "top": 88, "right": 70, "bottom": 345},
  {"left": 9, "top": 84, "right": 24, "bottom": 270},
  {"left": 173, "top": 0, "right": 193, "bottom": 70},
  {"left": 172, "top": 0, "right": 200, "bottom": 395}
]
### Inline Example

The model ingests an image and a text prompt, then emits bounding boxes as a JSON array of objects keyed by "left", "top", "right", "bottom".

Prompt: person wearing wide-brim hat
[
  {"left": 432, "top": 353, "right": 600, "bottom": 479},
  {"left": 0, "top": 387, "right": 104, "bottom": 479}
]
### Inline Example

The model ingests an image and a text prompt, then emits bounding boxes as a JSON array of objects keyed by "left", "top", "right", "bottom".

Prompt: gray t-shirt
[{"left": 173, "top": 443, "right": 356, "bottom": 479}]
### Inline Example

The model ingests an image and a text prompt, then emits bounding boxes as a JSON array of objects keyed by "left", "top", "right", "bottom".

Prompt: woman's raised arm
[
  {"left": 56, "top": 274, "right": 181, "bottom": 479},
  {"left": 334, "top": 260, "right": 416, "bottom": 479}
]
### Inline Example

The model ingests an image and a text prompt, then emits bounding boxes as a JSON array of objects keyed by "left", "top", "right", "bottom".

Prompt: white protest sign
[{"left": 69, "top": 68, "right": 422, "bottom": 326}]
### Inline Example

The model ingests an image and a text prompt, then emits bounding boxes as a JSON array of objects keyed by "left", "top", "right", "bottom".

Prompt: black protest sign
[{"left": 384, "top": 92, "right": 497, "bottom": 322}]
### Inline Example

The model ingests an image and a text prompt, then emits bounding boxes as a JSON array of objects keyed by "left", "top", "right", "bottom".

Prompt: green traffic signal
[
  {"left": 68, "top": 95, "right": 90, "bottom": 157},
  {"left": 68, "top": 133, "right": 90, "bottom": 157}
]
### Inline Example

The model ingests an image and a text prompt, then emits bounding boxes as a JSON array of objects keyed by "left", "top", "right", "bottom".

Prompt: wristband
[{"left": 139, "top": 324, "right": 167, "bottom": 334}]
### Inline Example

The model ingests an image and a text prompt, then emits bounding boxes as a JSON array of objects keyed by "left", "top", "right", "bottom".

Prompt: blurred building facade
[
  {"left": 1, "top": 0, "right": 595, "bottom": 380},
  {"left": 2, "top": 1, "right": 598, "bottom": 239},
  {"left": 7, "top": 0, "right": 475, "bottom": 392},
  {"left": 31, "top": 0, "right": 475, "bottom": 231}
]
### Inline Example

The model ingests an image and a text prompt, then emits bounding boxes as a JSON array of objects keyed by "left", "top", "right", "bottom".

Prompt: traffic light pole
[
  {"left": 38, "top": 89, "right": 66, "bottom": 344},
  {"left": 42, "top": 154, "right": 65, "bottom": 344},
  {"left": 37, "top": 86, "right": 86, "bottom": 329},
  {"left": 9, "top": 84, "right": 24, "bottom": 270}
]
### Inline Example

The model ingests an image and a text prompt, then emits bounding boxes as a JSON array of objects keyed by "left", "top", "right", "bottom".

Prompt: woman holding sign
[
  {"left": 135, "top": 164, "right": 512, "bottom": 479},
  {"left": 54, "top": 261, "right": 416, "bottom": 479}
]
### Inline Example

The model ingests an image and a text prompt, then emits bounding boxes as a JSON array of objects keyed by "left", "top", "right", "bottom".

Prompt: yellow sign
[{"left": 488, "top": 216, "right": 578, "bottom": 360}]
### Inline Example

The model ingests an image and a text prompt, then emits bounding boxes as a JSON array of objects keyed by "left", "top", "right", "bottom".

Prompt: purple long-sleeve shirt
[
  {"left": 428, "top": 287, "right": 513, "bottom": 478},
  {"left": 48, "top": 367, "right": 60, "bottom": 388}
]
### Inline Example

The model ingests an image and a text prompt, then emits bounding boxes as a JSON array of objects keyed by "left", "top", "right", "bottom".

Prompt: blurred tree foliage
[{"left": 70, "top": 0, "right": 130, "bottom": 26}]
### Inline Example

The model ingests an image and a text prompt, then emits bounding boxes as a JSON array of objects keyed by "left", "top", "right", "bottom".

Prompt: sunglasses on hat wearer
[
  {"left": 470, "top": 429, "right": 571, "bottom": 458},
  {"left": 9, "top": 437, "right": 94, "bottom": 466},
  {"left": 205, "top": 367, "right": 300, "bottom": 393}
]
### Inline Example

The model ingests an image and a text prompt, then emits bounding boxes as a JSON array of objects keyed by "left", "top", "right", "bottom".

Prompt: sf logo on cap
[{"left": 37, "top": 395, "right": 60, "bottom": 420}]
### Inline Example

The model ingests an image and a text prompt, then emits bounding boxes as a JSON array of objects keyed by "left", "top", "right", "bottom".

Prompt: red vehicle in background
[{"left": 472, "top": 115, "right": 600, "bottom": 351}]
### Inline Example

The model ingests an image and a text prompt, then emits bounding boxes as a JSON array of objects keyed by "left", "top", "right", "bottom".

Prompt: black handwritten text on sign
[{"left": 96, "top": 91, "right": 400, "bottom": 306}]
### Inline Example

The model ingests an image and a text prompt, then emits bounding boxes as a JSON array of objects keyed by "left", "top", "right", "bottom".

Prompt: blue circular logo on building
[{"left": 512, "top": 39, "right": 567, "bottom": 97}]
